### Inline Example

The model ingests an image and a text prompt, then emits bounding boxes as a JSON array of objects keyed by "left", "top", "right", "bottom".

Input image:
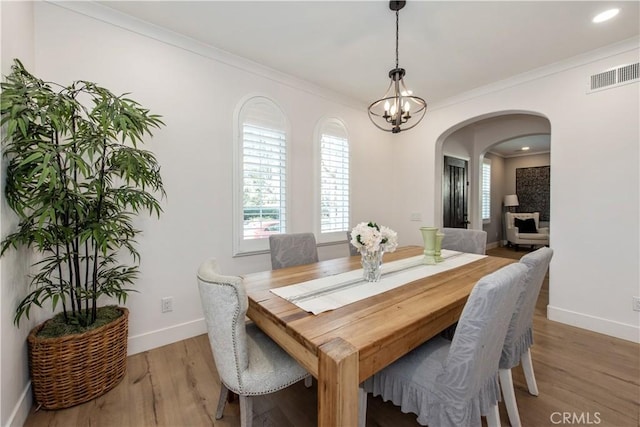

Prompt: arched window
[
  {"left": 316, "top": 118, "right": 349, "bottom": 242},
  {"left": 234, "top": 96, "right": 288, "bottom": 254}
]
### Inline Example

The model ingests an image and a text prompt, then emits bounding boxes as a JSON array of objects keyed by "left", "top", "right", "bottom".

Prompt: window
[
  {"left": 234, "top": 96, "right": 288, "bottom": 254},
  {"left": 481, "top": 159, "right": 491, "bottom": 223},
  {"left": 317, "top": 119, "right": 349, "bottom": 242}
]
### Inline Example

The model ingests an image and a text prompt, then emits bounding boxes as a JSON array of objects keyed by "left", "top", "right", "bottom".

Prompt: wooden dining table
[{"left": 243, "top": 245, "right": 514, "bottom": 426}]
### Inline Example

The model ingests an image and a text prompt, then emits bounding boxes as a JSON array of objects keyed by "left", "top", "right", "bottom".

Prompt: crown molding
[
  {"left": 44, "top": 2, "right": 639, "bottom": 117},
  {"left": 430, "top": 37, "right": 640, "bottom": 112},
  {"left": 488, "top": 150, "right": 551, "bottom": 159},
  {"left": 46, "top": 1, "right": 364, "bottom": 110}
]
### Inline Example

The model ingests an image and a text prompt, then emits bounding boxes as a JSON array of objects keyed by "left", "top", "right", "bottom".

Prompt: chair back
[
  {"left": 347, "top": 230, "right": 359, "bottom": 256},
  {"left": 269, "top": 232, "right": 319, "bottom": 269},
  {"left": 441, "top": 228, "right": 487, "bottom": 254},
  {"left": 500, "top": 247, "right": 554, "bottom": 369},
  {"left": 197, "top": 259, "right": 249, "bottom": 393},
  {"left": 439, "top": 263, "right": 527, "bottom": 409}
]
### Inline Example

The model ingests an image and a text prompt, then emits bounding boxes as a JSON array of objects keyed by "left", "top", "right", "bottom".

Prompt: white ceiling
[
  {"left": 97, "top": 1, "right": 639, "bottom": 106},
  {"left": 488, "top": 134, "right": 551, "bottom": 157},
  {"left": 96, "top": 1, "right": 638, "bottom": 155}
]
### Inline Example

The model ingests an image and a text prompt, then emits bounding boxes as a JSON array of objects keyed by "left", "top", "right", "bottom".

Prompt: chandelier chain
[
  {"left": 395, "top": 10, "right": 399, "bottom": 69},
  {"left": 368, "top": 1, "right": 427, "bottom": 133}
]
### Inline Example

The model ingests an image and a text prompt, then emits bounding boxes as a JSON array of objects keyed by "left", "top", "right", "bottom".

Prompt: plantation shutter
[
  {"left": 320, "top": 122, "right": 349, "bottom": 233},
  {"left": 241, "top": 99, "right": 287, "bottom": 240},
  {"left": 481, "top": 160, "right": 491, "bottom": 221}
]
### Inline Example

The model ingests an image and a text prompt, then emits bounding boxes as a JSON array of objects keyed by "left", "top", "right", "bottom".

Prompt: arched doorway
[{"left": 434, "top": 112, "right": 551, "bottom": 248}]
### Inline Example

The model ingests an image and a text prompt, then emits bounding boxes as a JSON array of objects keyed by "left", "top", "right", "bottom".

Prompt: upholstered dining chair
[
  {"left": 347, "top": 230, "right": 359, "bottom": 256},
  {"left": 269, "top": 232, "right": 319, "bottom": 270},
  {"left": 361, "top": 262, "right": 528, "bottom": 427},
  {"left": 499, "top": 247, "right": 554, "bottom": 427},
  {"left": 441, "top": 227, "right": 488, "bottom": 255},
  {"left": 439, "top": 227, "right": 488, "bottom": 341},
  {"left": 197, "top": 259, "right": 310, "bottom": 427}
]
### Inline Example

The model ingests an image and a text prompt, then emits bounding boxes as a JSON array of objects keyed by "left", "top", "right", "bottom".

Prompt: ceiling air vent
[{"left": 588, "top": 62, "right": 640, "bottom": 93}]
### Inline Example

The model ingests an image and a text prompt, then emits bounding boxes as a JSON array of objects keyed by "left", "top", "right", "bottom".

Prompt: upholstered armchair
[{"left": 505, "top": 212, "right": 549, "bottom": 250}]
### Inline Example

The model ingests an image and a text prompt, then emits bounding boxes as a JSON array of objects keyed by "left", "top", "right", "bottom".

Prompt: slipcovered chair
[
  {"left": 438, "top": 227, "right": 488, "bottom": 341},
  {"left": 197, "top": 259, "right": 310, "bottom": 427},
  {"left": 505, "top": 212, "right": 549, "bottom": 250},
  {"left": 361, "top": 262, "right": 528, "bottom": 427},
  {"left": 499, "top": 247, "right": 554, "bottom": 427},
  {"left": 441, "top": 228, "right": 487, "bottom": 255},
  {"left": 269, "top": 232, "right": 319, "bottom": 270},
  {"left": 347, "top": 230, "right": 359, "bottom": 256}
]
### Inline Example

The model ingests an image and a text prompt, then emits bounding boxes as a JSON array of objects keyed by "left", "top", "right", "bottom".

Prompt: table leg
[{"left": 318, "top": 337, "right": 359, "bottom": 427}]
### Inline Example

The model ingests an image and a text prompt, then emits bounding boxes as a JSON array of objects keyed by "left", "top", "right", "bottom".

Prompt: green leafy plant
[{"left": 0, "top": 59, "right": 165, "bottom": 330}]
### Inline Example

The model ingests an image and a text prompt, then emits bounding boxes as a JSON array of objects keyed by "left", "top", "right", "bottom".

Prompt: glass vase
[{"left": 361, "top": 248, "right": 384, "bottom": 282}]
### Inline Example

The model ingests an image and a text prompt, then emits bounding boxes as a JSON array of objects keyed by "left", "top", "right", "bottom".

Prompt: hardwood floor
[{"left": 24, "top": 247, "right": 639, "bottom": 427}]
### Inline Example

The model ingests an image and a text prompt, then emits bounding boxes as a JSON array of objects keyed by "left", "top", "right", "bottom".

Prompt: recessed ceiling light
[
  {"left": 521, "top": 146, "right": 530, "bottom": 151},
  {"left": 593, "top": 8, "right": 620, "bottom": 23}
]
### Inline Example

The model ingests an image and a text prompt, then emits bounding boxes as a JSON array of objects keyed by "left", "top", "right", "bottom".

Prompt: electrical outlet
[
  {"left": 410, "top": 212, "right": 422, "bottom": 221},
  {"left": 161, "top": 296, "right": 173, "bottom": 313},
  {"left": 633, "top": 296, "right": 640, "bottom": 312}
]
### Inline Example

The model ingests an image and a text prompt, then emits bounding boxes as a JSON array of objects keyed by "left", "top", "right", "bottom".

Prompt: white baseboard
[
  {"left": 486, "top": 241, "right": 499, "bottom": 250},
  {"left": 127, "top": 318, "right": 207, "bottom": 355},
  {"left": 6, "top": 381, "right": 32, "bottom": 427},
  {"left": 547, "top": 305, "right": 640, "bottom": 343}
]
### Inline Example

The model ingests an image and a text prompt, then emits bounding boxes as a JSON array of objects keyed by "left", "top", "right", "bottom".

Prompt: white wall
[
  {"left": 32, "top": 0, "right": 398, "bottom": 349},
  {"left": 2, "top": 2, "right": 397, "bottom": 422},
  {"left": 392, "top": 39, "right": 640, "bottom": 343},
  {"left": 1, "top": 2, "right": 39, "bottom": 426}
]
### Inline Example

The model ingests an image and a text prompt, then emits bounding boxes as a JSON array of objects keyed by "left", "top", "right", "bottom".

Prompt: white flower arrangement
[{"left": 350, "top": 222, "right": 398, "bottom": 254}]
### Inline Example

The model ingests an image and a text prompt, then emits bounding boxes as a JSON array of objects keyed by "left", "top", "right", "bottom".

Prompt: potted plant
[{"left": 0, "top": 59, "right": 165, "bottom": 409}]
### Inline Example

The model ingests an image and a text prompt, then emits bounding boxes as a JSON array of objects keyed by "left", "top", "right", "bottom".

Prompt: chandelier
[{"left": 368, "top": 1, "right": 427, "bottom": 134}]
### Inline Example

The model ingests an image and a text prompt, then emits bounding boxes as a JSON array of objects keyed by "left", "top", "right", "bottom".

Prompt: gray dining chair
[
  {"left": 441, "top": 227, "right": 487, "bottom": 255},
  {"left": 439, "top": 227, "right": 489, "bottom": 340},
  {"left": 361, "top": 262, "right": 527, "bottom": 427},
  {"left": 347, "top": 230, "right": 359, "bottom": 256},
  {"left": 197, "top": 258, "right": 310, "bottom": 427},
  {"left": 499, "top": 247, "right": 554, "bottom": 427},
  {"left": 269, "top": 232, "right": 319, "bottom": 270}
]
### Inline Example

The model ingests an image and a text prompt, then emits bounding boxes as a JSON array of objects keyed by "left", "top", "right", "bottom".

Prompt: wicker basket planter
[{"left": 27, "top": 307, "right": 129, "bottom": 410}]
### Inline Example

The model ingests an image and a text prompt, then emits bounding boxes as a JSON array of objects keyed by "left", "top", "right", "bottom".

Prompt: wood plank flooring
[{"left": 23, "top": 247, "right": 639, "bottom": 427}]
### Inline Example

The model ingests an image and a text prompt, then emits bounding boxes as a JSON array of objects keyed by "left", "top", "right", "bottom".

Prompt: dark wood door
[{"left": 443, "top": 156, "right": 469, "bottom": 228}]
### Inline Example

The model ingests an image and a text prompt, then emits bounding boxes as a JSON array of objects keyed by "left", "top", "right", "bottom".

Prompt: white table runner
[{"left": 271, "top": 249, "right": 486, "bottom": 314}]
